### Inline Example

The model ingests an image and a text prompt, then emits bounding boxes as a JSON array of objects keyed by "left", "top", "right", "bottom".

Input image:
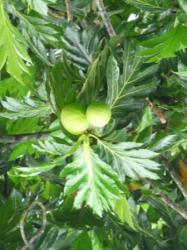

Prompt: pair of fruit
[{"left": 61, "top": 102, "right": 111, "bottom": 135}]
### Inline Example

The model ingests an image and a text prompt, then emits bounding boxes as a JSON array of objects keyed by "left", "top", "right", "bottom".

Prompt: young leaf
[
  {"left": 0, "top": 1, "right": 32, "bottom": 83},
  {"left": 60, "top": 136, "right": 122, "bottom": 216}
]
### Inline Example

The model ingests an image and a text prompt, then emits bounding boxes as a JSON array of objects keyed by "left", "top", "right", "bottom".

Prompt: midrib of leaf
[
  {"left": 135, "top": 0, "right": 161, "bottom": 9},
  {"left": 76, "top": 42, "right": 92, "bottom": 64},
  {"left": 83, "top": 136, "right": 94, "bottom": 184},
  {"left": 126, "top": 0, "right": 165, "bottom": 10},
  {"left": 91, "top": 134, "right": 122, "bottom": 162},
  {"left": 17, "top": 106, "right": 50, "bottom": 115}
]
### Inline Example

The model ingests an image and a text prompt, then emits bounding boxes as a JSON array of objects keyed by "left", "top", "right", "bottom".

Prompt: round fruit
[
  {"left": 60, "top": 103, "right": 88, "bottom": 135},
  {"left": 86, "top": 102, "right": 111, "bottom": 128}
]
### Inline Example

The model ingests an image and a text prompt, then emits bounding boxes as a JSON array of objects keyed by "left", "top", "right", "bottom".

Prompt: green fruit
[
  {"left": 86, "top": 102, "right": 111, "bottom": 128},
  {"left": 60, "top": 103, "right": 88, "bottom": 135}
]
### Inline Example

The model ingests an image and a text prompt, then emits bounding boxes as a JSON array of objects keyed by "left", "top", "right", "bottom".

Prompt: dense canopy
[{"left": 0, "top": 0, "right": 187, "bottom": 249}]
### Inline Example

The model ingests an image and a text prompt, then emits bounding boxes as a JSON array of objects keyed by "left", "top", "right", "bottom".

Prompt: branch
[
  {"left": 20, "top": 201, "right": 47, "bottom": 250},
  {"left": 144, "top": 180, "right": 187, "bottom": 221},
  {"left": 95, "top": 0, "right": 116, "bottom": 38},
  {"left": 65, "top": 0, "right": 73, "bottom": 22},
  {"left": 162, "top": 158, "right": 187, "bottom": 200},
  {"left": 0, "top": 132, "right": 49, "bottom": 144},
  {"left": 159, "top": 194, "right": 187, "bottom": 221}
]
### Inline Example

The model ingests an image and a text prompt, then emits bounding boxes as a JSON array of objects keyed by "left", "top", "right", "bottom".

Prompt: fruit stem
[{"left": 83, "top": 135, "right": 93, "bottom": 184}]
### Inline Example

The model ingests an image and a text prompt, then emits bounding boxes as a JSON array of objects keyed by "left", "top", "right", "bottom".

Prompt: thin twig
[
  {"left": 162, "top": 158, "right": 187, "bottom": 200},
  {"left": 144, "top": 180, "right": 187, "bottom": 221},
  {"left": 65, "top": 0, "right": 73, "bottom": 22},
  {"left": 95, "top": 0, "right": 116, "bottom": 38},
  {"left": 159, "top": 194, "right": 187, "bottom": 221},
  {"left": 3, "top": 173, "right": 8, "bottom": 197},
  {"left": 170, "top": 169, "right": 187, "bottom": 200},
  {"left": 20, "top": 201, "right": 47, "bottom": 250}
]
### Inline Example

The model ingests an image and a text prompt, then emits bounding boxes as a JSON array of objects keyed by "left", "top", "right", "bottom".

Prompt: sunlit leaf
[
  {"left": 60, "top": 136, "right": 122, "bottom": 216},
  {"left": 0, "top": 1, "right": 32, "bottom": 83}
]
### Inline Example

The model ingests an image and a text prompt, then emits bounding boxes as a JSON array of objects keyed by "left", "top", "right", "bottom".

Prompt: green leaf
[
  {"left": 175, "top": 63, "right": 187, "bottom": 89},
  {"left": 106, "top": 55, "right": 120, "bottom": 105},
  {"left": 8, "top": 141, "right": 34, "bottom": 160},
  {"left": 71, "top": 232, "right": 92, "bottom": 250},
  {"left": 0, "top": 78, "right": 29, "bottom": 100},
  {"left": 33, "top": 132, "right": 74, "bottom": 156},
  {"left": 115, "top": 196, "right": 135, "bottom": 229},
  {"left": 0, "top": 96, "right": 51, "bottom": 119},
  {"left": 7, "top": 117, "right": 42, "bottom": 134},
  {"left": 71, "top": 231, "right": 104, "bottom": 250},
  {"left": 179, "top": 0, "right": 187, "bottom": 13},
  {"left": 60, "top": 136, "right": 122, "bottom": 216},
  {"left": 62, "top": 25, "right": 98, "bottom": 69},
  {"left": 11, "top": 162, "right": 57, "bottom": 177},
  {"left": 25, "top": 0, "right": 53, "bottom": 16},
  {"left": 78, "top": 45, "right": 109, "bottom": 104},
  {"left": 107, "top": 42, "right": 158, "bottom": 111},
  {"left": 49, "top": 61, "right": 77, "bottom": 112},
  {"left": 96, "top": 138, "right": 160, "bottom": 180},
  {"left": 0, "top": 190, "right": 23, "bottom": 249},
  {"left": 20, "top": 13, "right": 59, "bottom": 44},
  {"left": 139, "top": 25, "right": 187, "bottom": 62},
  {"left": 0, "top": 1, "right": 32, "bottom": 83},
  {"left": 136, "top": 106, "right": 153, "bottom": 133},
  {"left": 149, "top": 134, "right": 177, "bottom": 152},
  {"left": 11, "top": 141, "right": 79, "bottom": 177}
]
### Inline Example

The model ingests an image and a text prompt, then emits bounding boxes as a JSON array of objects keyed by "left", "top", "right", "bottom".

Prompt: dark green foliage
[{"left": 0, "top": 0, "right": 187, "bottom": 249}]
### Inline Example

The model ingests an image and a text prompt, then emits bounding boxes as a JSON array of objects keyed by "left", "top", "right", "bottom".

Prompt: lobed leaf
[
  {"left": 97, "top": 139, "right": 160, "bottom": 180},
  {"left": 0, "top": 1, "right": 32, "bottom": 83},
  {"left": 60, "top": 137, "right": 122, "bottom": 216},
  {"left": 107, "top": 42, "right": 158, "bottom": 113},
  {"left": 139, "top": 25, "right": 187, "bottom": 62}
]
